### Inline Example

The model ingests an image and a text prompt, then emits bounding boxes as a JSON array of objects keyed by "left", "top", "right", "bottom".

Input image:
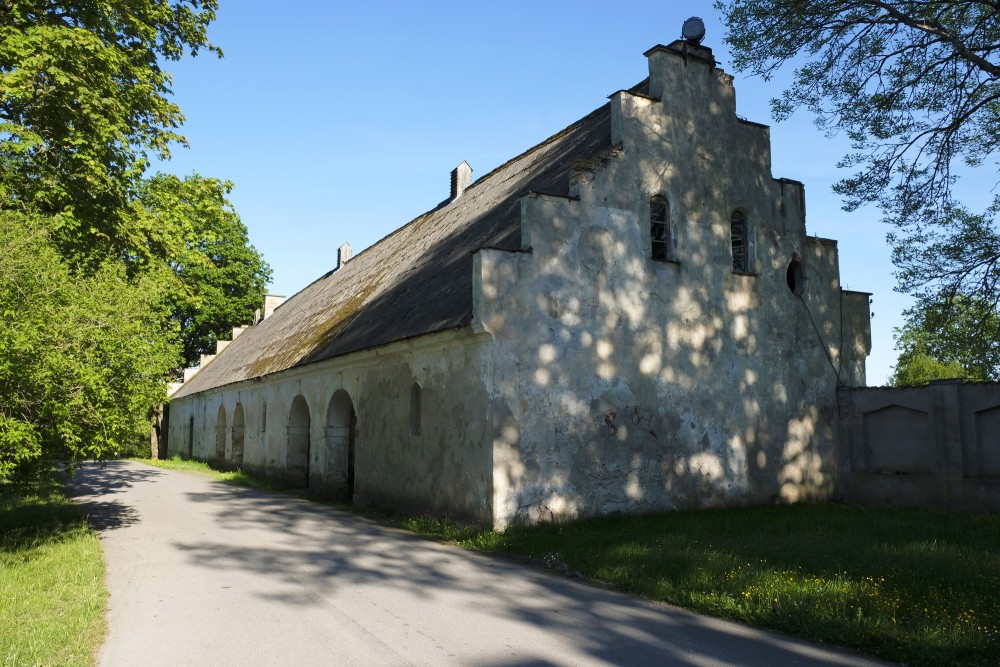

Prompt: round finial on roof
[{"left": 682, "top": 16, "right": 706, "bottom": 44}]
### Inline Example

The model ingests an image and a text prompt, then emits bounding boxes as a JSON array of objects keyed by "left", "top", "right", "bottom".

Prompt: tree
[
  {"left": 890, "top": 295, "right": 1000, "bottom": 385},
  {"left": 717, "top": 1, "right": 1000, "bottom": 336},
  {"left": 0, "top": 212, "right": 179, "bottom": 479},
  {"left": 2, "top": 3, "right": 271, "bottom": 369},
  {"left": 0, "top": 1, "right": 220, "bottom": 264},
  {"left": 134, "top": 173, "right": 272, "bottom": 367}
]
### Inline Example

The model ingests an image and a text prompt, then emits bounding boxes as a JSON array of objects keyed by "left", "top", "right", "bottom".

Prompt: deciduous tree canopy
[
  {"left": 0, "top": 212, "right": 179, "bottom": 478},
  {"left": 891, "top": 296, "right": 1000, "bottom": 385},
  {"left": 136, "top": 173, "right": 272, "bottom": 367},
  {"left": 0, "top": 2, "right": 271, "bottom": 478},
  {"left": 717, "top": 0, "right": 1000, "bottom": 343},
  {"left": 0, "top": 0, "right": 220, "bottom": 262}
]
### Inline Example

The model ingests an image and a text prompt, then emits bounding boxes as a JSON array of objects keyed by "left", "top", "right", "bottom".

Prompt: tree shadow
[
  {"left": 173, "top": 481, "right": 881, "bottom": 666},
  {"left": 64, "top": 460, "right": 165, "bottom": 498},
  {"left": 72, "top": 499, "right": 141, "bottom": 532}
]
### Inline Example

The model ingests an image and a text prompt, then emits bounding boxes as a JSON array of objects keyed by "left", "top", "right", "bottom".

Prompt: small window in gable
[
  {"left": 730, "top": 211, "right": 754, "bottom": 274},
  {"left": 650, "top": 195, "right": 673, "bottom": 262},
  {"left": 410, "top": 383, "right": 421, "bottom": 436}
]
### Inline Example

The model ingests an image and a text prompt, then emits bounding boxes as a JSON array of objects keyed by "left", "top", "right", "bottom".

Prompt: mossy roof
[{"left": 172, "top": 94, "right": 620, "bottom": 399}]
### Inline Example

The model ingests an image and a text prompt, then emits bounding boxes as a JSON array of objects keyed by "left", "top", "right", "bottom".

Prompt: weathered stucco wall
[
  {"left": 475, "top": 44, "right": 871, "bottom": 528},
  {"left": 167, "top": 328, "right": 495, "bottom": 523},
  {"left": 838, "top": 381, "right": 1000, "bottom": 511}
]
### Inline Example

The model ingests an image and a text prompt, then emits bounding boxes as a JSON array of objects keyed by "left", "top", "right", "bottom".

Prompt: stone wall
[{"left": 837, "top": 380, "right": 1000, "bottom": 511}]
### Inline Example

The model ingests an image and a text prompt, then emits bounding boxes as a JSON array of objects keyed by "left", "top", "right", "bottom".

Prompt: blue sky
[{"left": 158, "top": 0, "right": 929, "bottom": 384}]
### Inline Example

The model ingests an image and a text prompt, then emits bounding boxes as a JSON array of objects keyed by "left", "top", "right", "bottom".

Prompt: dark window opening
[
  {"left": 731, "top": 211, "right": 750, "bottom": 273},
  {"left": 650, "top": 196, "right": 672, "bottom": 261},
  {"left": 410, "top": 383, "right": 422, "bottom": 436}
]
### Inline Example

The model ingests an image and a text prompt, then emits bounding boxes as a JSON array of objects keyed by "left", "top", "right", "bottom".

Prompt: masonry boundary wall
[{"left": 837, "top": 380, "right": 1000, "bottom": 512}]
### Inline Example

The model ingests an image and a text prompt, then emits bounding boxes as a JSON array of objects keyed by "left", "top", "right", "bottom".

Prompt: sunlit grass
[
  {"left": 132, "top": 457, "right": 286, "bottom": 492},
  {"left": 0, "top": 475, "right": 106, "bottom": 667},
  {"left": 459, "top": 505, "right": 999, "bottom": 666}
]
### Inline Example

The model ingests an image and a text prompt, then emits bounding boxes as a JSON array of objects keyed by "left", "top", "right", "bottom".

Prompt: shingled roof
[{"left": 172, "top": 95, "right": 621, "bottom": 399}]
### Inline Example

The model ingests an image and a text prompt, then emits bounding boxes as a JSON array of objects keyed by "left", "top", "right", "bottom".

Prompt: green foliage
[
  {"left": 0, "top": 1, "right": 220, "bottom": 263},
  {"left": 0, "top": 3, "right": 270, "bottom": 479},
  {"left": 0, "top": 212, "right": 179, "bottom": 479},
  {"left": 1, "top": 473, "right": 107, "bottom": 666},
  {"left": 891, "top": 351, "right": 966, "bottom": 387},
  {"left": 134, "top": 173, "right": 271, "bottom": 366},
  {"left": 717, "top": 1, "right": 1000, "bottom": 339},
  {"left": 891, "top": 295, "right": 1000, "bottom": 385}
]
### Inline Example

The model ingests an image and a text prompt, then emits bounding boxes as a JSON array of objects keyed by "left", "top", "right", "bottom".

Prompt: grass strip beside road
[
  {"left": 0, "top": 474, "right": 106, "bottom": 667},
  {"left": 131, "top": 456, "right": 286, "bottom": 492},
  {"left": 464, "top": 505, "right": 1000, "bottom": 667},
  {"left": 136, "top": 458, "right": 1000, "bottom": 666}
]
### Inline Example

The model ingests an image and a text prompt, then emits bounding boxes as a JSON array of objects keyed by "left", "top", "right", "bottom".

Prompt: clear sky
[{"left": 158, "top": 0, "right": 934, "bottom": 385}]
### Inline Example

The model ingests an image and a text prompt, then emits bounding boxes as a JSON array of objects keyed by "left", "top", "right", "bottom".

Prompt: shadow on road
[
  {"left": 64, "top": 461, "right": 162, "bottom": 533},
  {"left": 65, "top": 461, "right": 164, "bottom": 498},
  {"left": 173, "top": 483, "right": 874, "bottom": 667},
  {"left": 73, "top": 500, "right": 141, "bottom": 532},
  {"left": 66, "top": 461, "right": 882, "bottom": 666}
]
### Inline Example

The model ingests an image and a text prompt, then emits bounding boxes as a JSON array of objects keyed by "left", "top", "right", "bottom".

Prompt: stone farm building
[{"left": 167, "top": 38, "right": 871, "bottom": 529}]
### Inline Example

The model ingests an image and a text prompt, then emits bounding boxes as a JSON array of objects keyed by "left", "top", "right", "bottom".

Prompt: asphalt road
[{"left": 67, "top": 460, "right": 892, "bottom": 666}]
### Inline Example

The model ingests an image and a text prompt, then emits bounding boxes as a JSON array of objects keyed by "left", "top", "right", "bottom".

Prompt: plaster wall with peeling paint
[{"left": 475, "top": 45, "right": 870, "bottom": 528}]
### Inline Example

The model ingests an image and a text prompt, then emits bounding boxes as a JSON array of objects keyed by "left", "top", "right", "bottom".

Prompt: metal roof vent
[{"left": 681, "top": 16, "right": 706, "bottom": 44}]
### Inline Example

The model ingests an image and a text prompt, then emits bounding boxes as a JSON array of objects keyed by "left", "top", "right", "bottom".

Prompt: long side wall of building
[
  {"left": 838, "top": 381, "right": 1000, "bottom": 512},
  {"left": 166, "top": 328, "right": 496, "bottom": 524}
]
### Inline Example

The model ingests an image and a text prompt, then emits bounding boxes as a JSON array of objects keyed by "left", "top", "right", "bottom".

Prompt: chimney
[
  {"left": 450, "top": 161, "right": 472, "bottom": 200},
  {"left": 337, "top": 243, "right": 352, "bottom": 269},
  {"left": 263, "top": 293, "right": 286, "bottom": 319}
]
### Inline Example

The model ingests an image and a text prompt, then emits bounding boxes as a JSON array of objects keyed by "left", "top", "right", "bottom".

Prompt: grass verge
[
  {"left": 0, "top": 474, "right": 106, "bottom": 667},
  {"left": 461, "top": 504, "right": 1000, "bottom": 667},
  {"left": 131, "top": 457, "right": 286, "bottom": 492}
]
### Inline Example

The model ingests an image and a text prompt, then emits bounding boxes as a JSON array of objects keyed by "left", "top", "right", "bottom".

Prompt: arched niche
[
  {"left": 325, "top": 390, "right": 357, "bottom": 500},
  {"left": 215, "top": 404, "right": 227, "bottom": 461},
  {"left": 287, "top": 395, "right": 311, "bottom": 488},
  {"left": 231, "top": 403, "right": 245, "bottom": 468}
]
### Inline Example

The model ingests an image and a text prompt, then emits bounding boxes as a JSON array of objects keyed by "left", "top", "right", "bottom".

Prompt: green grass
[
  {"left": 459, "top": 505, "right": 1000, "bottom": 666},
  {"left": 131, "top": 456, "right": 287, "bottom": 492},
  {"left": 0, "top": 474, "right": 106, "bottom": 667}
]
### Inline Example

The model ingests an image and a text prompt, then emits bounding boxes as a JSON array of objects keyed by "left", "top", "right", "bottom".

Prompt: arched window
[
  {"left": 410, "top": 383, "right": 422, "bottom": 436},
  {"left": 730, "top": 211, "right": 754, "bottom": 274},
  {"left": 650, "top": 195, "right": 672, "bottom": 261}
]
